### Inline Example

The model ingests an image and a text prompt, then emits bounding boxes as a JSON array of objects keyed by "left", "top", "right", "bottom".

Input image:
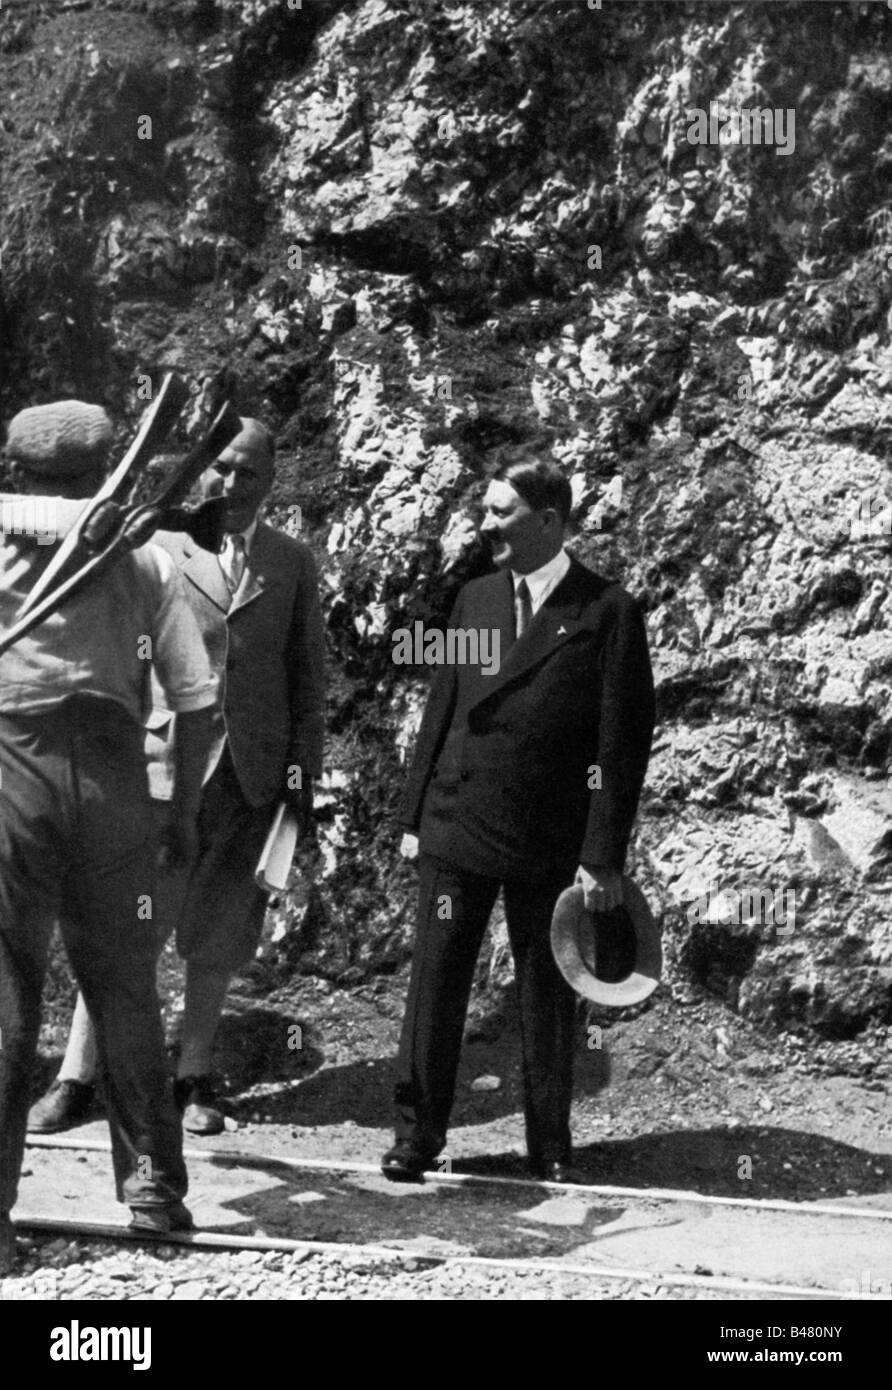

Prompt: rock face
[{"left": 2, "top": 0, "right": 891, "bottom": 1037}]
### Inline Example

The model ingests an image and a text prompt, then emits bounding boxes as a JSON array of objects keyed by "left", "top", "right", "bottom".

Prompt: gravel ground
[{"left": 2, "top": 1235, "right": 741, "bottom": 1302}]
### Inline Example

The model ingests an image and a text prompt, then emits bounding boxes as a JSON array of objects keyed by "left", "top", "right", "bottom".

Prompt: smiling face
[
  {"left": 202, "top": 425, "right": 274, "bottom": 533},
  {"left": 479, "top": 479, "right": 564, "bottom": 575}
]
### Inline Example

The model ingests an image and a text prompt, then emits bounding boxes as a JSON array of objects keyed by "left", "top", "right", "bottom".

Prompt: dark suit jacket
[
  {"left": 399, "top": 556, "right": 655, "bottom": 881},
  {"left": 146, "top": 523, "right": 326, "bottom": 808}
]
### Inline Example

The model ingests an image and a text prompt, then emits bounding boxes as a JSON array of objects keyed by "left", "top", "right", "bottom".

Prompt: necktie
[
  {"left": 514, "top": 577, "right": 533, "bottom": 639},
  {"left": 223, "top": 534, "right": 246, "bottom": 593}
]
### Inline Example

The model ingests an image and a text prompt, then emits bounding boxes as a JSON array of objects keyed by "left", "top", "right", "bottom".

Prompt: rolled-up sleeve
[{"left": 149, "top": 547, "right": 218, "bottom": 713}]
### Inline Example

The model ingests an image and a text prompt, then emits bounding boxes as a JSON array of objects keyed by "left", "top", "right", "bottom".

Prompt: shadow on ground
[
  {"left": 462, "top": 1128, "right": 891, "bottom": 1203},
  {"left": 30, "top": 1005, "right": 324, "bottom": 1110},
  {"left": 223, "top": 1042, "right": 610, "bottom": 1126},
  {"left": 184, "top": 1130, "right": 891, "bottom": 1263},
  {"left": 195, "top": 1154, "right": 631, "bottom": 1261}
]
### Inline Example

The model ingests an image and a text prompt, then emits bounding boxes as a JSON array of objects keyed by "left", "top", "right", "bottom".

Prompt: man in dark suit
[
  {"left": 29, "top": 419, "right": 326, "bottom": 1137},
  {"left": 382, "top": 447, "right": 655, "bottom": 1183}
]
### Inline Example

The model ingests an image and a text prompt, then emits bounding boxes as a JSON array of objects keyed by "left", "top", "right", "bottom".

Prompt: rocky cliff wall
[{"left": 2, "top": 0, "right": 891, "bottom": 1038}]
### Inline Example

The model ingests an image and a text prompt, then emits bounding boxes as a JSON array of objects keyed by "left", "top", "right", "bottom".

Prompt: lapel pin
[{"left": 557, "top": 625, "right": 567, "bottom": 635}]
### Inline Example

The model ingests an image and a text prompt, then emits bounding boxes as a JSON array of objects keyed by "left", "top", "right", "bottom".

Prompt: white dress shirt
[
  {"left": 511, "top": 547, "right": 571, "bottom": 616},
  {"left": 219, "top": 516, "right": 258, "bottom": 593}
]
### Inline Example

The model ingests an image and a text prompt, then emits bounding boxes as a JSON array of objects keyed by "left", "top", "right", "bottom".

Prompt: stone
[{"left": 171, "top": 1280, "right": 205, "bottom": 1300}]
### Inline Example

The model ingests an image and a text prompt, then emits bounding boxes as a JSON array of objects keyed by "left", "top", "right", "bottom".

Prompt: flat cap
[{"left": 5, "top": 401, "right": 113, "bottom": 477}]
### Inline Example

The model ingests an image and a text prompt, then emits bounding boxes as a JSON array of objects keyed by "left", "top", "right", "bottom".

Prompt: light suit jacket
[{"left": 146, "top": 524, "right": 326, "bottom": 808}]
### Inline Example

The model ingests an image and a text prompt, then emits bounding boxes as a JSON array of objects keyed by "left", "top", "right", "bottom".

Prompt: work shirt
[{"left": 0, "top": 495, "right": 217, "bottom": 723}]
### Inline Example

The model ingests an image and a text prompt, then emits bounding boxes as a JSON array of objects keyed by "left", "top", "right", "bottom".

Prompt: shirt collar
[
  {"left": 512, "top": 547, "right": 570, "bottom": 607},
  {"left": 226, "top": 516, "right": 259, "bottom": 555}
]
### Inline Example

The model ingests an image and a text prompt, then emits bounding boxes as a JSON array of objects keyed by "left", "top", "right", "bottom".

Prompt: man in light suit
[
  {"left": 382, "top": 446, "right": 655, "bottom": 1183},
  {"left": 29, "top": 419, "right": 326, "bottom": 1136}
]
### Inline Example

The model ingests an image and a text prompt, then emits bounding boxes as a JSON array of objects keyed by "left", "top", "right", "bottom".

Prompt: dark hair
[{"left": 491, "top": 441, "right": 572, "bottom": 523}]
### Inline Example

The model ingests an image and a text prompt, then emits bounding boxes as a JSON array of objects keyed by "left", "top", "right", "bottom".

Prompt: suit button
[{"left": 460, "top": 771, "right": 470, "bottom": 782}]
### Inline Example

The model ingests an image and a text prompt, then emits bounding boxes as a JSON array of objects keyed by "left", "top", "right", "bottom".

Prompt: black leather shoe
[
  {"left": 381, "top": 1139, "right": 436, "bottom": 1182},
  {"left": 27, "top": 1080, "right": 95, "bottom": 1134},
  {"left": 129, "top": 1202, "right": 194, "bottom": 1235},
  {"left": 173, "top": 1075, "right": 224, "bottom": 1136}
]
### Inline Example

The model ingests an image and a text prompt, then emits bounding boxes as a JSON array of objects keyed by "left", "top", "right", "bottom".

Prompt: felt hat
[
  {"left": 5, "top": 401, "right": 113, "bottom": 477},
  {"left": 550, "top": 876, "right": 661, "bottom": 1007}
]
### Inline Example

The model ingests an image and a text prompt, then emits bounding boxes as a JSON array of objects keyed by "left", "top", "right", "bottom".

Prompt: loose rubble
[
  {"left": 1, "top": 1239, "right": 741, "bottom": 1302},
  {"left": 2, "top": 3, "right": 890, "bottom": 1073}
]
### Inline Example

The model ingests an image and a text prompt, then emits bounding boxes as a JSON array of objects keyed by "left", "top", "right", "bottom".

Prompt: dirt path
[
  {"left": 15, "top": 1136, "right": 892, "bottom": 1298},
  {"left": 11, "top": 966, "right": 891, "bottom": 1300}
]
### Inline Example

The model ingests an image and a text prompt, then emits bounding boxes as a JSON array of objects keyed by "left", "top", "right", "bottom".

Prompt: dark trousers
[
  {"left": 163, "top": 747, "right": 273, "bottom": 972},
  {"left": 0, "top": 698, "right": 187, "bottom": 1214},
  {"left": 394, "top": 856, "right": 577, "bottom": 1164}
]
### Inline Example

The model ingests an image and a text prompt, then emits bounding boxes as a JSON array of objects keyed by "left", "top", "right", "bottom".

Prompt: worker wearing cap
[
  {"left": 0, "top": 400, "right": 218, "bottom": 1273},
  {"left": 29, "top": 417, "right": 326, "bottom": 1138}
]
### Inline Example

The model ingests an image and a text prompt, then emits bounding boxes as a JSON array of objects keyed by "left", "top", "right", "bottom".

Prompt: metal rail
[
  {"left": 17, "top": 1135, "right": 890, "bottom": 1300},
  {"left": 27, "top": 1134, "right": 892, "bottom": 1222},
  {"left": 13, "top": 1214, "right": 865, "bottom": 1301}
]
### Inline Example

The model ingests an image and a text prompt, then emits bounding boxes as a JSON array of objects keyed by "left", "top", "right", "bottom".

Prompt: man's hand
[
  {"left": 400, "top": 833, "right": 419, "bottom": 861},
  {"left": 122, "top": 505, "right": 164, "bottom": 549},
  {"left": 158, "top": 811, "right": 199, "bottom": 871},
  {"left": 576, "top": 864, "right": 624, "bottom": 913}
]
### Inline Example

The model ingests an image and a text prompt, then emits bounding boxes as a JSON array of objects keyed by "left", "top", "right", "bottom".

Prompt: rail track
[
  {"left": 17, "top": 1134, "right": 892, "bottom": 1300},
  {"left": 26, "top": 1134, "right": 892, "bottom": 1223}
]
